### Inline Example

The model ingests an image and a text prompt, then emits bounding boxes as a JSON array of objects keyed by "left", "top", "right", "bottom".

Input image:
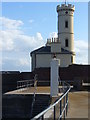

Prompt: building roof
[{"left": 30, "top": 46, "right": 74, "bottom": 56}]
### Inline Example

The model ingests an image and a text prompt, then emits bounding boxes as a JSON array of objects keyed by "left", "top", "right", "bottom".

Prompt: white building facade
[{"left": 30, "top": 3, "right": 75, "bottom": 71}]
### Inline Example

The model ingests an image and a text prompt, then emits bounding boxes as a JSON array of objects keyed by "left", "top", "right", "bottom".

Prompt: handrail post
[
  {"left": 60, "top": 100, "right": 62, "bottom": 120},
  {"left": 41, "top": 115, "right": 44, "bottom": 120},
  {"left": 54, "top": 106, "right": 56, "bottom": 120},
  {"left": 64, "top": 96, "right": 65, "bottom": 120},
  {"left": 66, "top": 95, "right": 68, "bottom": 116},
  {"left": 63, "top": 82, "right": 64, "bottom": 92},
  {"left": 67, "top": 93, "right": 68, "bottom": 113}
]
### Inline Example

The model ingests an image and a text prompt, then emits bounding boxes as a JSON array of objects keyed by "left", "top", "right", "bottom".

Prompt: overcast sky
[{"left": 0, "top": 2, "right": 89, "bottom": 72}]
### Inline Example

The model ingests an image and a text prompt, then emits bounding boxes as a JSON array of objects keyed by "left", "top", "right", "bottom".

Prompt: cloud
[
  {"left": 0, "top": 30, "right": 14, "bottom": 51},
  {"left": 0, "top": 17, "right": 45, "bottom": 71},
  {"left": 2, "top": 52, "right": 31, "bottom": 71},
  {"left": 0, "top": 17, "right": 23, "bottom": 30},
  {"left": 17, "top": 58, "right": 30, "bottom": 66},
  {"left": 0, "top": 17, "right": 45, "bottom": 52},
  {"left": 14, "top": 32, "right": 44, "bottom": 52},
  {"left": 75, "top": 40, "right": 88, "bottom": 52},
  {"left": 74, "top": 40, "right": 88, "bottom": 64}
]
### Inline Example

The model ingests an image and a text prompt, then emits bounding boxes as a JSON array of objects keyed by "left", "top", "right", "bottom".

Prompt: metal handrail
[
  {"left": 17, "top": 79, "right": 34, "bottom": 89},
  {"left": 31, "top": 81, "right": 71, "bottom": 120},
  {"left": 17, "top": 79, "right": 34, "bottom": 83}
]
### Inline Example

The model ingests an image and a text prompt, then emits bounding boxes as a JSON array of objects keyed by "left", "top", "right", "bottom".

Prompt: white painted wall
[
  {"left": 36, "top": 54, "right": 51, "bottom": 68},
  {"left": 57, "top": 54, "right": 72, "bottom": 67},
  {"left": 31, "top": 53, "right": 75, "bottom": 70}
]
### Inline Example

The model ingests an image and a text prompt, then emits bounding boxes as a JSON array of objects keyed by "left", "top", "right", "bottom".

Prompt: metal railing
[
  {"left": 17, "top": 75, "right": 38, "bottom": 90},
  {"left": 31, "top": 81, "right": 71, "bottom": 120},
  {"left": 17, "top": 79, "right": 34, "bottom": 89}
]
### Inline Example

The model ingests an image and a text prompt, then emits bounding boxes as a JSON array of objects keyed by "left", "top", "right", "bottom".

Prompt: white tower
[{"left": 57, "top": 3, "right": 75, "bottom": 52}]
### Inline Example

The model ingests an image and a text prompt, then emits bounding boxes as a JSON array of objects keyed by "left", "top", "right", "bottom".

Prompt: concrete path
[
  {"left": 66, "top": 91, "right": 89, "bottom": 119},
  {"left": 5, "top": 87, "right": 51, "bottom": 94},
  {"left": 5, "top": 87, "right": 62, "bottom": 96}
]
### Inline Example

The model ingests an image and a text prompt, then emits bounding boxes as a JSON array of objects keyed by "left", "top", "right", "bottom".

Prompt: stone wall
[
  {"left": 1, "top": 64, "right": 89, "bottom": 93},
  {"left": 2, "top": 94, "right": 50, "bottom": 119},
  {"left": 1, "top": 71, "right": 34, "bottom": 94},
  {"left": 2, "top": 72, "right": 21, "bottom": 94},
  {"left": 34, "top": 64, "right": 89, "bottom": 82}
]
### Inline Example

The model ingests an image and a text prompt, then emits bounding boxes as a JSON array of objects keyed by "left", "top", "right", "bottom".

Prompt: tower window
[
  {"left": 65, "top": 39, "right": 68, "bottom": 47},
  {"left": 71, "top": 56, "right": 73, "bottom": 63},
  {"left": 65, "top": 11, "right": 68, "bottom": 14},
  {"left": 65, "top": 21, "right": 68, "bottom": 28}
]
